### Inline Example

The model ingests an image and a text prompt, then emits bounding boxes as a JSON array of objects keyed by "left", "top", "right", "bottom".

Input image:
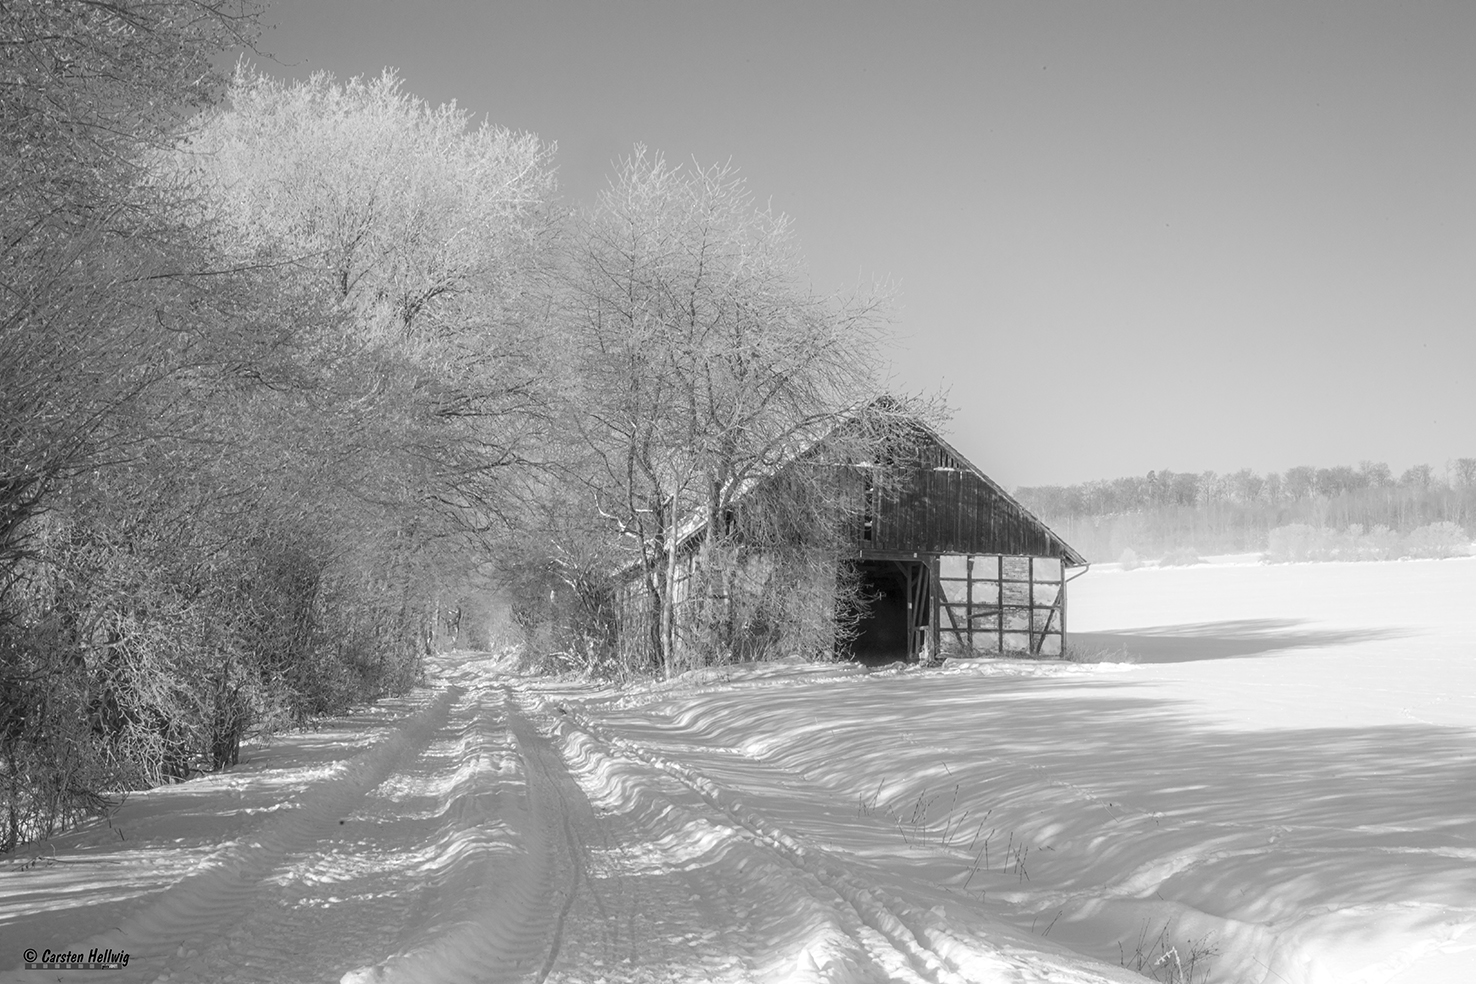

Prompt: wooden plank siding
[{"left": 860, "top": 427, "right": 1082, "bottom": 564}]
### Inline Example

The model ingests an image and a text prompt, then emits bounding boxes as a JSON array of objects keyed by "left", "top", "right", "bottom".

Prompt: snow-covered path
[{"left": 2, "top": 654, "right": 1134, "bottom": 983}]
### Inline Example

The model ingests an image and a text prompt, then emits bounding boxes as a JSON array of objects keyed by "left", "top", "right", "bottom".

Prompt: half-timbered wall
[{"left": 935, "top": 554, "right": 1065, "bottom": 657}]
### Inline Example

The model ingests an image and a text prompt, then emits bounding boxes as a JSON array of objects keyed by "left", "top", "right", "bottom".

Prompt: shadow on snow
[{"left": 1071, "top": 617, "right": 1410, "bottom": 663}]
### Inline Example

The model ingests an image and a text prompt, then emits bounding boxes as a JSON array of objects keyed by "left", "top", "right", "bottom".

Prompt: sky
[{"left": 254, "top": 1, "right": 1474, "bottom": 488}]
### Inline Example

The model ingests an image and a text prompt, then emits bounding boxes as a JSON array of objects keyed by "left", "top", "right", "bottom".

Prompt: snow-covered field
[{"left": 3, "top": 557, "right": 1473, "bottom": 983}]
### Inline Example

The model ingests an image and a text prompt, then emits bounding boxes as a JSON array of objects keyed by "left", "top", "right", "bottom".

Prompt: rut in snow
[
  {"left": 3, "top": 687, "right": 457, "bottom": 984},
  {"left": 526, "top": 685, "right": 1133, "bottom": 984}
]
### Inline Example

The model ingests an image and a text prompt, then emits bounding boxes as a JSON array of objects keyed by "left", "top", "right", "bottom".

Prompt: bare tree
[
  {"left": 562, "top": 148, "right": 900, "bottom": 676},
  {"left": 1, "top": 0, "right": 265, "bottom": 579},
  {"left": 168, "top": 67, "right": 567, "bottom": 558}
]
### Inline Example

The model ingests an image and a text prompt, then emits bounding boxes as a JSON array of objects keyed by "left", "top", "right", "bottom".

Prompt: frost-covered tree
[
  {"left": 177, "top": 68, "right": 556, "bottom": 346},
  {"left": 171, "top": 67, "right": 563, "bottom": 541},
  {"left": 562, "top": 149, "right": 899, "bottom": 676},
  {"left": 0, "top": 0, "right": 263, "bottom": 578}
]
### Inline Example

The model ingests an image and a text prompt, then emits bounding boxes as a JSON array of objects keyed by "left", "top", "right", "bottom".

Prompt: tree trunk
[{"left": 662, "top": 502, "right": 678, "bottom": 679}]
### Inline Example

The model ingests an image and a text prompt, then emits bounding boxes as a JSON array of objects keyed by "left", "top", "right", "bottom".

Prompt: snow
[{"left": 3, "top": 558, "right": 1474, "bottom": 983}]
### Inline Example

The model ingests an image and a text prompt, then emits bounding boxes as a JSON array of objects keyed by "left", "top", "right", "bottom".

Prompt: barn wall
[
  {"left": 935, "top": 554, "right": 1065, "bottom": 657},
  {"left": 857, "top": 435, "right": 1079, "bottom": 560},
  {"left": 612, "top": 549, "right": 845, "bottom": 671},
  {"left": 612, "top": 574, "right": 658, "bottom": 671}
]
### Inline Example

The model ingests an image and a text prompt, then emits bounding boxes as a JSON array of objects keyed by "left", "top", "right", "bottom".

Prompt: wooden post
[
  {"left": 1028, "top": 557, "right": 1037, "bottom": 655},
  {"left": 996, "top": 558, "right": 1004, "bottom": 655},
  {"left": 916, "top": 561, "right": 928, "bottom": 662},
  {"left": 965, "top": 555, "right": 973, "bottom": 655},
  {"left": 904, "top": 561, "right": 916, "bottom": 662},
  {"left": 930, "top": 558, "right": 940, "bottom": 662},
  {"left": 1060, "top": 571, "right": 1069, "bottom": 651}
]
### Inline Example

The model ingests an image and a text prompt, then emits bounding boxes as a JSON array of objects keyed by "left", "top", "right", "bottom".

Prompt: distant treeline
[{"left": 1015, "top": 460, "right": 1476, "bottom": 562}]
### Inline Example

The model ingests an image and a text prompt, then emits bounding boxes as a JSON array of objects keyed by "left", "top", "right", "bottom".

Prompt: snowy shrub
[
  {"left": 1118, "top": 548, "right": 1141, "bottom": 571},
  {"left": 1404, "top": 522, "right": 1469, "bottom": 559},
  {"left": 0, "top": 508, "right": 432, "bottom": 852},
  {"left": 0, "top": 518, "right": 209, "bottom": 850},
  {"left": 1265, "top": 524, "right": 1336, "bottom": 562},
  {"left": 1267, "top": 521, "right": 1469, "bottom": 564},
  {"left": 1356, "top": 524, "right": 1403, "bottom": 561},
  {"left": 1064, "top": 643, "right": 1134, "bottom": 664},
  {"left": 1119, "top": 921, "right": 1219, "bottom": 984},
  {"left": 1158, "top": 546, "right": 1203, "bottom": 567}
]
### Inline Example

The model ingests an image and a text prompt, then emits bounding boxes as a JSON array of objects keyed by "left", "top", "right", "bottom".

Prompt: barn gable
[{"left": 857, "top": 423, "right": 1086, "bottom": 564}]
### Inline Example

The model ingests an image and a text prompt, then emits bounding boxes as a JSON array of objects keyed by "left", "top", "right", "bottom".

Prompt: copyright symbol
[{"left": 22, "top": 949, "right": 37, "bottom": 962}]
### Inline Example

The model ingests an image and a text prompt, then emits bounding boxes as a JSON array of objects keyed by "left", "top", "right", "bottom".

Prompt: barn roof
[{"left": 616, "top": 408, "right": 1086, "bottom": 573}]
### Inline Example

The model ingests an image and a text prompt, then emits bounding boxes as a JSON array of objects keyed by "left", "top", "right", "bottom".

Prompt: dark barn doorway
[{"left": 848, "top": 559, "right": 930, "bottom": 665}]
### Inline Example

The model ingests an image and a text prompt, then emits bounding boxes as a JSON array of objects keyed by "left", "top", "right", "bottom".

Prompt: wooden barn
[
  {"left": 842, "top": 421, "right": 1087, "bottom": 663},
  {"left": 613, "top": 417, "right": 1087, "bottom": 667}
]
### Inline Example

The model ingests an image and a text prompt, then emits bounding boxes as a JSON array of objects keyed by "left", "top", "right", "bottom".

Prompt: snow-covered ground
[{"left": 3, "top": 557, "right": 1473, "bottom": 983}]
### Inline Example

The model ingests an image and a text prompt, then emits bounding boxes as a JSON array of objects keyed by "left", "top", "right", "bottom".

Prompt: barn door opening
[{"left": 847, "top": 559, "right": 930, "bottom": 665}]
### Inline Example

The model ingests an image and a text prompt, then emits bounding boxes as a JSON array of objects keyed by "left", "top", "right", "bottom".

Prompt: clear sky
[{"left": 255, "top": 1, "right": 1474, "bottom": 488}]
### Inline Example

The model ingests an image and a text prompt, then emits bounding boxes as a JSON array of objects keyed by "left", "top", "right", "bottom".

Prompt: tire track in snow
[
  {"left": 527, "top": 688, "right": 1132, "bottom": 984},
  {"left": 343, "top": 682, "right": 762, "bottom": 983},
  {"left": 2, "top": 686, "right": 458, "bottom": 984},
  {"left": 553, "top": 711, "right": 916, "bottom": 983},
  {"left": 508, "top": 692, "right": 586, "bottom": 983},
  {"left": 505, "top": 689, "right": 760, "bottom": 984},
  {"left": 524, "top": 690, "right": 996, "bottom": 983},
  {"left": 172, "top": 682, "right": 531, "bottom": 984},
  {"left": 335, "top": 685, "right": 573, "bottom": 984}
]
